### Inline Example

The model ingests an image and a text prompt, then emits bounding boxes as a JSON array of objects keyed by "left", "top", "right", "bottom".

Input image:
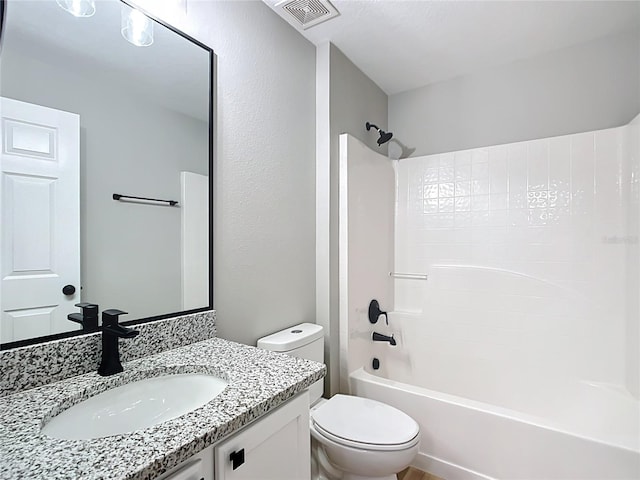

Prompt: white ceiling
[{"left": 264, "top": 0, "right": 640, "bottom": 95}]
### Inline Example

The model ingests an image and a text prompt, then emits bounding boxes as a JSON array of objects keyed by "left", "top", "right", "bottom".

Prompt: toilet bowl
[
  {"left": 257, "top": 323, "right": 420, "bottom": 480},
  {"left": 310, "top": 394, "right": 420, "bottom": 480}
]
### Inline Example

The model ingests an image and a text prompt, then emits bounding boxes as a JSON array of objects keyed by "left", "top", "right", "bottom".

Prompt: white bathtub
[
  {"left": 349, "top": 307, "right": 640, "bottom": 480},
  {"left": 351, "top": 368, "right": 639, "bottom": 479}
]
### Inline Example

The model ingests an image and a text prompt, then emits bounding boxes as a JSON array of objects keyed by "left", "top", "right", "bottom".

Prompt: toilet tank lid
[{"left": 256, "top": 323, "right": 323, "bottom": 352}]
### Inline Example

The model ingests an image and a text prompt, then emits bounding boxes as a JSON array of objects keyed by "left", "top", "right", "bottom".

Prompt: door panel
[
  {"left": 0, "top": 97, "right": 80, "bottom": 343},
  {"left": 2, "top": 306, "right": 56, "bottom": 342},
  {"left": 4, "top": 119, "right": 57, "bottom": 159},
  {"left": 5, "top": 173, "right": 55, "bottom": 272}
]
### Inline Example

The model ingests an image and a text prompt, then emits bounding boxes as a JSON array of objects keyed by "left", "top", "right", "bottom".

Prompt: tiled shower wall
[{"left": 395, "top": 120, "right": 639, "bottom": 395}]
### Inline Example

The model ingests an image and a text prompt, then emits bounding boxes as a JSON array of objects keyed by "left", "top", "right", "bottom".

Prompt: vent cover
[{"left": 277, "top": 0, "right": 339, "bottom": 30}]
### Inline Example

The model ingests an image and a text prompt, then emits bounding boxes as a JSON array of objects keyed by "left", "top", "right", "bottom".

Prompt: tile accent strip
[{"left": 0, "top": 310, "right": 216, "bottom": 397}]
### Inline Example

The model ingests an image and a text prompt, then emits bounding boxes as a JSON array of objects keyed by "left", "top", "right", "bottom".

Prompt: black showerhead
[
  {"left": 366, "top": 122, "right": 393, "bottom": 146},
  {"left": 377, "top": 130, "right": 393, "bottom": 145}
]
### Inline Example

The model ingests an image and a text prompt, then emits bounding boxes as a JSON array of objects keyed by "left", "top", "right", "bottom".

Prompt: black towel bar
[{"left": 112, "top": 193, "right": 178, "bottom": 206}]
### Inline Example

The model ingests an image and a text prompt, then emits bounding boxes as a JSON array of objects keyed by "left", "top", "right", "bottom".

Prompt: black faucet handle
[
  {"left": 102, "top": 309, "right": 138, "bottom": 338},
  {"left": 74, "top": 303, "right": 98, "bottom": 317},
  {"left": 68, "top": 302, "right": 99, "bottom": 331},
  {"left": 102, "top": 309, "right": 128, "bottom": 327},
  {"left": 368, "top": 299, "right": 389, "bottom": 325},
  {"left": 75, "top": 302, "right": 98, "bottom": 309}
]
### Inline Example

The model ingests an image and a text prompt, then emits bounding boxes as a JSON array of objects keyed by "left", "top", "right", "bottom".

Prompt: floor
[{"left": 397, "top": 467, "right": 445, "bottom": 480}]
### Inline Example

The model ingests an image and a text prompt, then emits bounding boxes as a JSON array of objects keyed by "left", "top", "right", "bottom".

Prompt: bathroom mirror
[{"left": 0, "top": 0, "right": 213, "bottom": 349}]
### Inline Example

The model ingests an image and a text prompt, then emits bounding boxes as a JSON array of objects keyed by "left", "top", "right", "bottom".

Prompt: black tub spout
[{"left": 372, "top": 331, "right": 396, "bottom": 346}]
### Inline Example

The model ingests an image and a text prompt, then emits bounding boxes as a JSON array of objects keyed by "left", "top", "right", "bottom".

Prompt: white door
[{"left": 0, "top": 97, "right": 80, "bottom": 343}]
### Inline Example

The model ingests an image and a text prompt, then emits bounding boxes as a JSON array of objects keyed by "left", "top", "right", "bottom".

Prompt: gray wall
[
  {"left": 155, "top": 1, "right": 317, "bottom": 345},
  {"left": 1, "top": 49, "right": 207, "bottom": 321},
  {"left": 319, "top": 43, "right": 388, "bottom": 395},
  {"left": 389, "top": 29, "right": 640, "bottom": 157}
]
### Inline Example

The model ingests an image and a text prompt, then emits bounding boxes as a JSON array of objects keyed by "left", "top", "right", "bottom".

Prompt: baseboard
[{"left": 411, "top": 452, "right": 495, "bottom": 480}]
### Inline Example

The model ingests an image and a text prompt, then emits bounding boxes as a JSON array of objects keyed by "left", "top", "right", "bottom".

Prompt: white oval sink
[{"left": 41, "top": 374, "right": 228, "bottom": 440}]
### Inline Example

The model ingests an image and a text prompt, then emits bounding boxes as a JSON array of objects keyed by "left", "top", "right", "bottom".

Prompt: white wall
[
  {"left": 135, "top": 0, "right": 318, "bottom": 346},
  {"left": 316, "top": 43, "right": 388, "bottom": 395},
  {"left": 0, "top": 48, "right": 208, "bottom": 321},
  {"left": 389, "top": 29, "right": 640, "bottom": 157},
  {"left": 394, "top": 123, "right": 638, "bottom": 397}
]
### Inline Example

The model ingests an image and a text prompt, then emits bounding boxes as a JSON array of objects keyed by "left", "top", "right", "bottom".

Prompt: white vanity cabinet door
[{"left": 214, "top": 391, "right": 310, "bottom": 480}]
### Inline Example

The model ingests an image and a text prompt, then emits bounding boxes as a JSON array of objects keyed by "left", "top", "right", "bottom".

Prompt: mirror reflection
[{"left": 0, "top": 0, "right": 212, "bottom": 347}]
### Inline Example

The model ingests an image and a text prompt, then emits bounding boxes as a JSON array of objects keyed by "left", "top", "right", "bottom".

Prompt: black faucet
[
  {"left": 98, "top": 309, "right": 139, "bottom": 376},
  {"left": 67, "top": 303, "right": 99, "bottom": 332},
  {"left": 372, "top": 331, "right": 396, "bottom": 346}
]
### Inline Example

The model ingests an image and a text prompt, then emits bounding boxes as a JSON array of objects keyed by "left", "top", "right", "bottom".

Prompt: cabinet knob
[{"left": 229, "top": 448, "right": 245, "bottom": 470}]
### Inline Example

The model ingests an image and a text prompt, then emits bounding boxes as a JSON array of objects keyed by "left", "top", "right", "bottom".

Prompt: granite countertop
[{"left": 0, "top": 337, "right": 326, "bottom": 480}]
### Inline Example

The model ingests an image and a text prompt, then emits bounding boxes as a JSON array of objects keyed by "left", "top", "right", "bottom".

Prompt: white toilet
[{"left": 257, "top": 323, "right": 420, "bottom": 480}]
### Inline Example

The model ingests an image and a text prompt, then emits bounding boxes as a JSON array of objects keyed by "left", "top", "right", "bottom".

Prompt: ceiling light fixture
[
  {"left": 56, "top": 0, "right": 95, "bottom": 17},
  {"left": 121, "top": 4, "right": 154, "bottom": 47}
]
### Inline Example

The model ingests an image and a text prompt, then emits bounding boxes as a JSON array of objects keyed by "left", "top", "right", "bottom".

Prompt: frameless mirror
[{"left": 0, "top": 0, "right": 212, "bottom": 348}]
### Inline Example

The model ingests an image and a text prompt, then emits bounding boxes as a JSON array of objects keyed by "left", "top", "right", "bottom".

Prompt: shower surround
[{"left": 338, "top": 116, "right": 640, "bottom": 479}]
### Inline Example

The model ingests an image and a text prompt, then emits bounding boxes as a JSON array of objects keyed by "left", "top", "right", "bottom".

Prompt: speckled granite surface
[
  {"left": 0, "top": 311, "right": 216, "bottom": 397},
  {"left": 0, "top": 337, "right": 325, "bottom": 480}
]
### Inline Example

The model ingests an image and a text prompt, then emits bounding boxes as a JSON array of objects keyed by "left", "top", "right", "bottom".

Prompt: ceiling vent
[{"left": 276, "top": 0, "right": 339, "bottom": 30}]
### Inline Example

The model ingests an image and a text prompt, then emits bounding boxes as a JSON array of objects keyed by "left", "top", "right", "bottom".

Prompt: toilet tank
[{"left": 257, "top": 323, "right": 324, "bottom": 404}]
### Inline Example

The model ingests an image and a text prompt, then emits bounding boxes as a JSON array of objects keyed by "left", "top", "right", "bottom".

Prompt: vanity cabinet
[
  {"left": 157, "top": 391, "right": 310, "bottom": 480},
  {"left": 214, "top": 391, "right": 310, "bottom": 480}
]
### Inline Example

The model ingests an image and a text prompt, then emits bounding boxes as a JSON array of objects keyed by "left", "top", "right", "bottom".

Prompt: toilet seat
[
  {"left": 311, "top": 421, "right": 420, "bottom": 452},
  {"left": 310, "top": 394, "right": 420, "bottom": 452}
]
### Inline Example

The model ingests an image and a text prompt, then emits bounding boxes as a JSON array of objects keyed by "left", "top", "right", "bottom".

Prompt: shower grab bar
[{"left": 389, "top": 272, "right": 428, "bottom": 280}]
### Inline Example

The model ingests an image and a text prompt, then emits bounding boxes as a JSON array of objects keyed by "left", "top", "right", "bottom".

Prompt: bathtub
[
  {"left": 351, "top": 368, "right": 639, "bottom": 479},
  {"left": 349, "top": 311, "right": 640, "bottom": 480}
]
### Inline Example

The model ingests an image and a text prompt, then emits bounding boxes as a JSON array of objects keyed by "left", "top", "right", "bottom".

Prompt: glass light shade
[
  {"left": 56, "top": 0, "right": 95, "bottom": 17},
  {"left": 121, "top": 4, "right": 154, "bottom": 47}
]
